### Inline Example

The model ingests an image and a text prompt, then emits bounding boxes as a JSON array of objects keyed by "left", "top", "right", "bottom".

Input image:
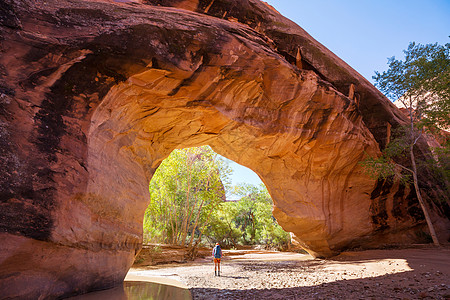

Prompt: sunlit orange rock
[{"left": 0, "top": 0, "right": 448, "bottom": 298}]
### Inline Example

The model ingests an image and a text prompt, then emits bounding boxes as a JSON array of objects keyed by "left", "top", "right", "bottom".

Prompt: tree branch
[
  {"left": 413, "top": 130, "right": 423, "bottom": 145},
  {"left": 394, "top": 162, "right": 414, "bottom": 174}
]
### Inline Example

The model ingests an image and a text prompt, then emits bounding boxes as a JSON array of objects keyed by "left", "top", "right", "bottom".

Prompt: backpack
[{"left": 213, "top": 245, "right": 222, "bottom": 258}]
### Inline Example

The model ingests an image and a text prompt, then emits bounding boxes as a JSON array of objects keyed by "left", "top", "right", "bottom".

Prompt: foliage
[
  {"left": 362, "top": 41, "right": 450, "bottom": 246},
  {"left": 373, "top": 41, "right": 449, "bottom": 132},
  {"left": 367, "top": 41, "right": 449, "bottom": 187},
  {"left": 360, "top": 127, "right": 411, "bottom": 184},
  {"left": 143, "top": 146, "right": 231, "bottom": 248},
  {"left": 204, "top": 183, "right": 290, "bottom": 250},
  {"left": 144, "top": 146, "right": 291, "bottom": 251}
]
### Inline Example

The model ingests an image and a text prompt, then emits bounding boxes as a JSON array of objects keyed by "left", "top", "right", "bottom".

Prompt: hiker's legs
[
  {"left": 214, "top": 259, "right": 218, "bottom": 276},
  {"left": 213, "top": 258, "right": 221, "bottom": 276}
]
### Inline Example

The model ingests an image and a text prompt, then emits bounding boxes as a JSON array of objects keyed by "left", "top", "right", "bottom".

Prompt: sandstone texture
[{"left": 0, "top": 0, "right": 449, "bottom": 298}]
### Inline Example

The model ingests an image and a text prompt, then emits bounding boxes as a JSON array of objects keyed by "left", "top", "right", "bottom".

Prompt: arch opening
[{"left": 141, "top": 145, "right": 291, "bottom": 254}]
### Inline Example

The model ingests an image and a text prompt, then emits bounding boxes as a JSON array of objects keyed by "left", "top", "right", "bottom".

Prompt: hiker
[{"left": 212, "top": 242, "right": 222, "bottom": 276}]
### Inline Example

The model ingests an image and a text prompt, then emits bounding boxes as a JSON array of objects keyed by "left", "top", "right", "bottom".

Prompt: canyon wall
[{"left": 0, "top": 0, "right": 448, "bottom": 298}]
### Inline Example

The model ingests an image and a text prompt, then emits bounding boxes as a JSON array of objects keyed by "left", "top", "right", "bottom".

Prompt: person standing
[{"left": 212, "top": 242, "right": 222, "bottom": 276}]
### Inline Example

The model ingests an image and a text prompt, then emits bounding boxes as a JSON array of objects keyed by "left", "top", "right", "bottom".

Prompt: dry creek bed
[{"left": 129, "top": 247, "right": 450, "bottom": 299}]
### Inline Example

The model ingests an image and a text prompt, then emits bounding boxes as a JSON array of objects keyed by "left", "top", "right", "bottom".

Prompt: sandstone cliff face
[{"left": 0, "top": 0, "right": 448, "bottom": 298}]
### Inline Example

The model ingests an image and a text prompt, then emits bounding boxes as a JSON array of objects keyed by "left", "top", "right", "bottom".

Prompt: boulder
[{"left": 0, "top": 0, "right": 448, "bottom": 298}]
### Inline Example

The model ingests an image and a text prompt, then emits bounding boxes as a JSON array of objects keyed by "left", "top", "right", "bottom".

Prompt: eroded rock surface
[{"left": 0, "top": 0, "right": 449, "bottom": 298}]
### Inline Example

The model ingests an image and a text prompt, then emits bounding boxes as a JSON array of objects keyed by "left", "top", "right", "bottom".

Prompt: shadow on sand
[{"left": 191, "top": 249, "right": 450, "bottom": 299}]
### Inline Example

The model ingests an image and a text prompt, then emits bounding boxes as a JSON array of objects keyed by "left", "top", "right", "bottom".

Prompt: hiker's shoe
[
  {"left": 214, "top": 271, "right": 217, "bottom": 276},
  {"left": 218, "top": 271, "right": 220, "bottom": 277}
]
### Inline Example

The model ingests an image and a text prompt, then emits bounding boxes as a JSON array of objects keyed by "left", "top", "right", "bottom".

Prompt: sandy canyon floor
[{"left": 127, "top": 247, "right": 450, "bottom": 300}]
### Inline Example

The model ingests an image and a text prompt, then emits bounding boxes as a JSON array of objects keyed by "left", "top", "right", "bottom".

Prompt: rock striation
[{"left": 0, "top": 0, "right": 449, "bottom": 298}]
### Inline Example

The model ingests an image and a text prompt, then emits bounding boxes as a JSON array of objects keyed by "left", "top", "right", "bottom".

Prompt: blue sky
[
  {"left": 264, "top": 0, "right": 450, "bottom": 81},
  {"left": 225, "top": 0, "right": 450, "bottom": 190},
  {"left": 224, "top": 158, "right": 264, "bottom": 188}
]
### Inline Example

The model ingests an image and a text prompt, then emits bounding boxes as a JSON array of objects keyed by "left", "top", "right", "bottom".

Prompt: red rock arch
[
  {"left": 1, "top": 0, "right": 448, "bottom": 298},
  {"left": 80, "top": 45, "right": 379, "bottom": 263}
]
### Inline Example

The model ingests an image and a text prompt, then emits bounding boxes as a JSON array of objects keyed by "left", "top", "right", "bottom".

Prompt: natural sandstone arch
[
  {"left": 1, "top": 0, "right": 448, "bottom": 298},
  {"left": 81, "top": 45, "right": 379, "bottom": 260}
]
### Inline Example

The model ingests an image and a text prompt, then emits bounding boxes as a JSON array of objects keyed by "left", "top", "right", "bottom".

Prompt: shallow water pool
[{"left": 66, "top": 281, "right": 192, "bottom": 300}]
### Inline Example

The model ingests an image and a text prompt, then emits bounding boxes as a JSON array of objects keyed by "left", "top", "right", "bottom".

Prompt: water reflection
[{"left": 67, "top": 281, "right": 192, "bottom": 300}]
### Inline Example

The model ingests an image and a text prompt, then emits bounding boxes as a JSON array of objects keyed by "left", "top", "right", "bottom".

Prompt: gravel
[{"left": 132, "top": 248, "right": 450, "bottom": 300}]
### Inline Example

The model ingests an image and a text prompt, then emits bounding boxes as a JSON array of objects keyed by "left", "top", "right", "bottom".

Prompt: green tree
[
  {"left": 206, "top": 203, "right": 242, "bottom": 247},
  {"left": 232, "top": 183, "right": 290, "bottom": 248},
  {"left": 364, "top": 42, "right": 449, "bottom": 246},
  {"left": 143, "top": 146, "right": 231, "bottom": 250},
  {"left": 204, "top": 183, "right": 290, "bottom": 249}
]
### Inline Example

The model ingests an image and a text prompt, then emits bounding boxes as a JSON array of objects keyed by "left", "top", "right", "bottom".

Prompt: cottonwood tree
[
  {"left": 363, "top": 42, "right": 449, "bottom": 246},
  {"left": 233, "top": 183, "right": 290, "bottom": 248},
  {"left": 143, "top": 146, "right": 231, "bottom": 250},
  {"left": 205, "top": 183, "right": 290, "bottom": 249}
]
